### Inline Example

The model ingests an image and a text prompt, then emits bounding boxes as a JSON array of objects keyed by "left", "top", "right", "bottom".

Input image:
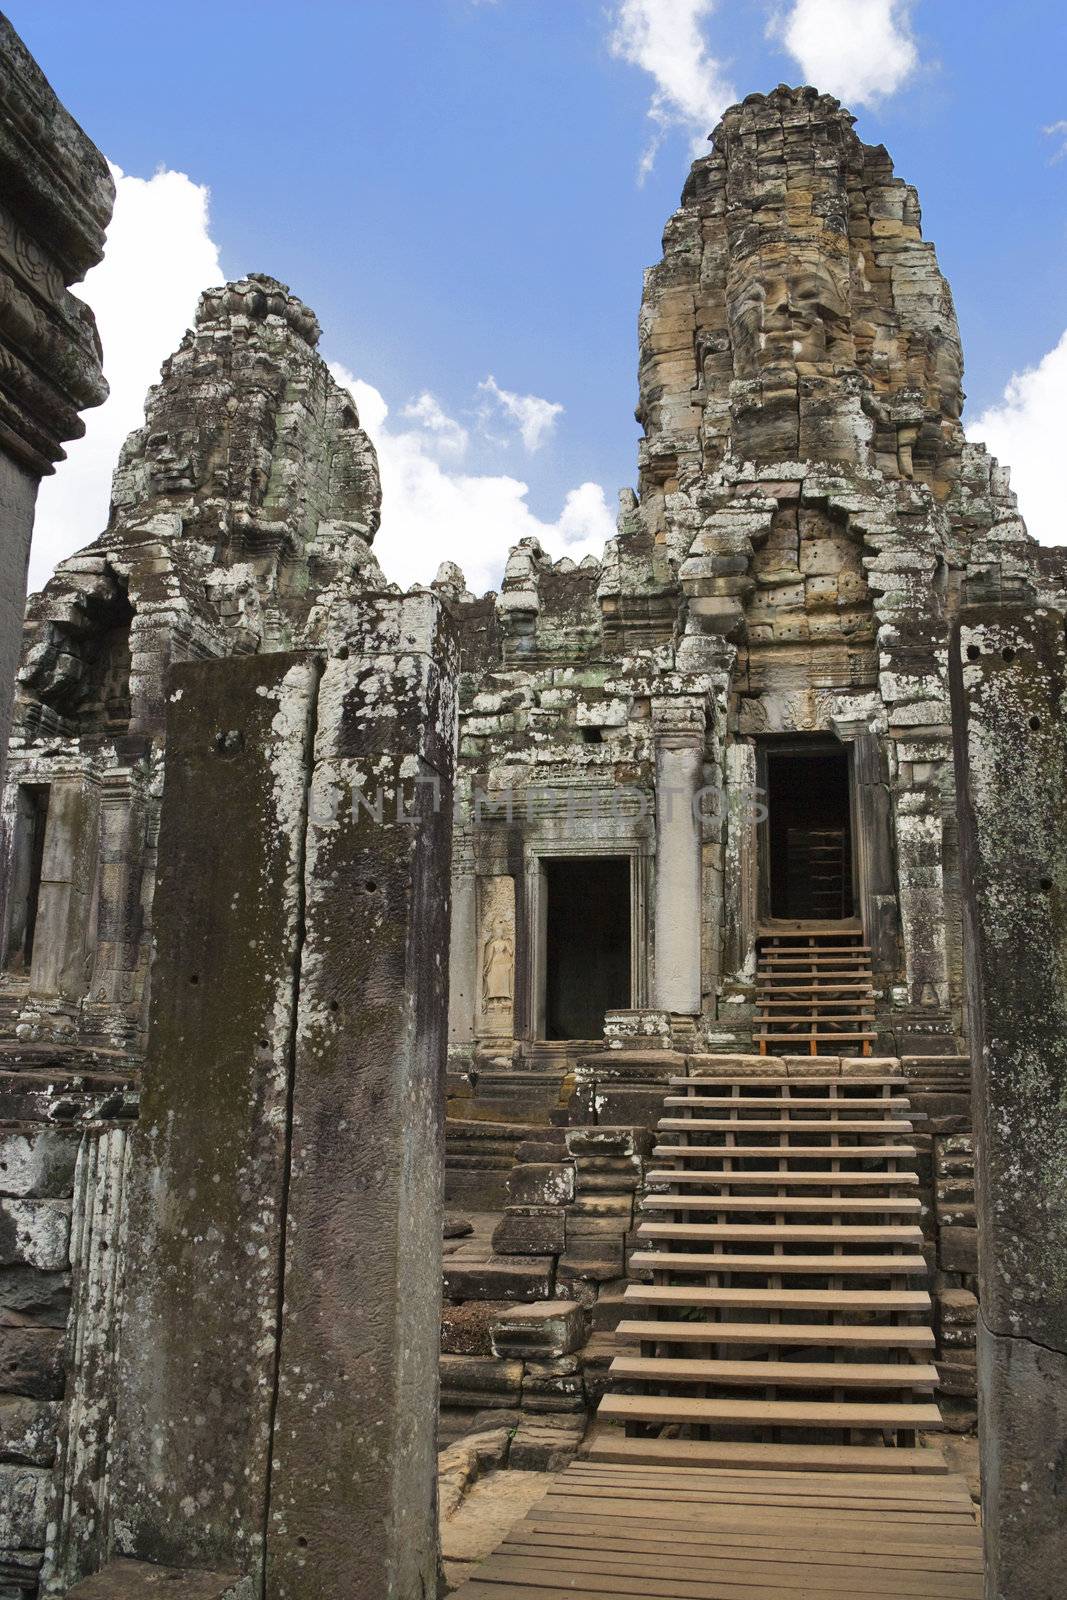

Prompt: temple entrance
[
  {"left": 543, "top": 855, "right": 631, "bottom": 1039},
  {"left": 764, "top": 741, "right": 855, "bottom": 921}
]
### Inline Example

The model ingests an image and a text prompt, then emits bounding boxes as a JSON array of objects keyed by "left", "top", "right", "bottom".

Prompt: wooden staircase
[
  {"left": 593, "top": 1070, "right": 947, "bottom": 1475},
  {"left": 755, "top": 926, "right": 877, "bottom": 1056}
]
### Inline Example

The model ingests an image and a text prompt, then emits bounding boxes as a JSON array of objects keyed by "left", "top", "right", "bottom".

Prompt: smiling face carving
[{"left": 728, "top": 256, "right": 851, "bottom": 379}]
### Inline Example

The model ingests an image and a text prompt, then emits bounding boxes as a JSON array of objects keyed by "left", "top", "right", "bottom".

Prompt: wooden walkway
[{"left": 451, "top": 1459, "right": 984, "bottom": 1599}]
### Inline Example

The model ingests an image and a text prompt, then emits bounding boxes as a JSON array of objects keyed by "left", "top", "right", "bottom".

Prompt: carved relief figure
[{"left": 482, "top": 917, "right": 514, "bottom": 1006}]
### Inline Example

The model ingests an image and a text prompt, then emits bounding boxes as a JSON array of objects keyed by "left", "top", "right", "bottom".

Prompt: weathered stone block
[
  {"left": 506, "top": 1163, "right": 574, "bottom": 1206},
  {"left": 490, "top": 1301, "right": 588, "bottom": 1359},
  {"left": 939, "top": 1225, "right": 978, "bottom": 1274},
  {"left": 441, "top": 1301, "right": 512, "bottom": 1357},
  {"left": 63, "top": 1561, "right": 254, "bottom": 1599},
  {"left": 439, "top": 1355, "right": 523, "bottom": 1410},
  {"left": 492, "top": 1209, "right": 566, "bottom": 1256},
  {"left": 0, "top": 1131, "right": 80, "bottom": 1199},
  {"left": 0, "top": 1328, "right": 64, "bottom": 1400},
  {"left": 0, "top": 1397, "right": 59, "bottom": 1465},
  {"left": 443, "top": 1256, "right": 554, "bottom": 1303},
  {"left": 0, "top": 1199, "right": 70, "bottom": 1271},
  {"left": 0, "top": 1464, "right": 48, "bottom": 1547}
]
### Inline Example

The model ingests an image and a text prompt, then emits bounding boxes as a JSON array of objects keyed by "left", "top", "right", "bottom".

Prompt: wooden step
[
  {"left": 599, "top": 1393, "right": 943, "bottom": 1430},
  {"left": 654, "top": 1144, "right": 920, "bottom": 1161},
  {"left": 758, "top": 934, "right": 870, "bottom": 947},
  {"left": 623, "top": 1284, "right": 931, "bottom": 1312},
  {"left": 658, "top": 1118, "right": 914, "bottom": 1134},
  {"left": 616, "top": 1320, "right": 936, "bottom": 1349},
  {"left": 663, "top": 1095, "right": 905, "bottom": 1109},
  {"left": 682, "top": 1077, "right": 904, "bottom": 1087},
  {"left": 751, "top": 972, "right": 876, "bottom": 985},
  {"left": 756, "top": 1031, "right": 879, "bottom": 1042},
  {"left": 582, "top": 1433, "right": 948, "bottom": 1473},
  {"left": 636, "top": 1222, "right": 925, "bottom": 1245},
  {"left": 628, "top": 1251, "right": 927, "bottom": 1276},
  {"left": 645, "top": 1169, "right": 918, "bottom": 1187},
  {"left": 608, "top": 1356, "right": 940, "bottom": 1389},
  {"left": 642, "top": 1194, "right": 922, "bottom": 1213}
]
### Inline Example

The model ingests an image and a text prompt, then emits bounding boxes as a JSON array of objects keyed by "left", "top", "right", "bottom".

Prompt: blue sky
[{"left": 12, "top": 0, "right": 1067, "bottom": 590}]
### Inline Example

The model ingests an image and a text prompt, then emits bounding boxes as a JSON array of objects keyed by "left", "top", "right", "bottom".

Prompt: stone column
[
  {"left": 651, "top": 697, "right": 705, "bottom": 1016},
  {"left": 108, "top": 653, "right": 321, "bottom": 1580},
  {"left": 951, "top": 602, "right": 1067, "bottom": 1599},
  {"left": 447, "top": 850, "right": 478, "bottom": 1052},
  {"left": 0, "top": 17, "right": 113, "bottom": 785},
  {"left": 265, "top": 595, "right": 456, "bottom": 1600},
  {"left": 29, "top": 776, "right": 100, "bottom": 1001}
]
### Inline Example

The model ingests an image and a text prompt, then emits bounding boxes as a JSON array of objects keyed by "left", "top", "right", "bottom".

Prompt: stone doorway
[
  {"left": 2, "top": 781, "right": 49, "bottom": 972},
  {"left": 542, "top": 855, "right": 631, "bottom": 1040},
  {"left": 763, "top": 740, "right": 856, "bottom": 922}
]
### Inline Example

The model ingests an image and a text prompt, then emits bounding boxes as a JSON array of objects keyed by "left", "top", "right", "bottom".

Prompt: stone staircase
[
  {"left": 754, "top": 927, "right": 877, "bottom": 1056},
  {"left": 592, "top": 1067, "right": 947, "bottom": 1474}
]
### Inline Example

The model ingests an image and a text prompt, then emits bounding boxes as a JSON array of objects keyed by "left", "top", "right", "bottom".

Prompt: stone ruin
[{"left": 0, "top": 76, "right": 1064, "bottom": 1600}]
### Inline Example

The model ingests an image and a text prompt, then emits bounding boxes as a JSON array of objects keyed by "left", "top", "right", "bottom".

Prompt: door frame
[{"left": 524, "top": 842, "right": 650, "bottom": 1041}]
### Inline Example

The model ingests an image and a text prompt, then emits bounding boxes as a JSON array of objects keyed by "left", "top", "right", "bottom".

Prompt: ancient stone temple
[{"left": 2, "top": 72, "right": 1065, "bottom": 1600}]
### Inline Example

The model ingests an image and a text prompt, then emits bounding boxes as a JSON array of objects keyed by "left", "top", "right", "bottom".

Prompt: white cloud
[
  {"left": 609, "top": 0, "right": 736, "bottom": 181},
  {"left": 401, "top": 390, "right": 469, "bottom": 456},
  {"left": 966, "top": 331, "right": 1067, "bottom": 547},
  {"left": 329, "top": 364, "right": 615, "bottom": 593},
  {"left": 478, "top": 374, "right": 564, "bottom": 451},
  {"left": 29, "top": 162, "right": 224, "bottom": 592},
  {"left": 1044, "top": 120, "right": 1067, "bottom": 163},
  {"left": 771, "top": 0, "right": 918, "bottom": 105}
]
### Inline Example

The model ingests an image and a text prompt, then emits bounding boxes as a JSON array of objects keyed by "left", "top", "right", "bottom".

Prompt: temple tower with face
[{"left": 444, "top": 83, "right": 1039, "bottom": 1079}]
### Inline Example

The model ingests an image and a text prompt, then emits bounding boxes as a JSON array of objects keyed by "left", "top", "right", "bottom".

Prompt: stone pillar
[
  {"left": 651, "top": 698, "right": 705, "bottom": 1016},
  {"left": 109, "top": 653, "right": 321, "bottom": 1579},
  {"left": 265, "top": 595, "right": 456, "bottom": 1600},
  {"left": 29, "top": 776, "right": 100, "bottom": 1001},
  {"left": 0, "top": 16, "right": 113, "bottom": 784},
  {"left": 447, "top": 842, "right": 478, "bottom": 1052},
  {"left": 951, "top": 602, "right": 1067, "bottom": 1600}
]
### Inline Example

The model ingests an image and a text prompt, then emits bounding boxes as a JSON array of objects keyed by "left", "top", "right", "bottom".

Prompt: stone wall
[
  {"left": 951, "top": 600, "right": 1067, "bottom": 1598},
  {"left": 0, "top": 15, "right": 113, "bottom": 787}
]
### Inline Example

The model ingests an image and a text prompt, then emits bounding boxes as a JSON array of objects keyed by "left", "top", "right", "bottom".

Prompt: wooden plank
[
  {"left": 496, "top": 1545, "right": 983, "bottom": 1596},
  {"left": 646, "top": 1152, "right": 921, "bottom": 1164},
  {"left": 635, "top": 1223, "right": 925, "bottom": 1244},
  {"left": 607, "top": 1356, "right": 939, "bottom": 1388},
  {"left": 597, "top": 1394, "right": 944, "bottom": 1427},
  {"left": 663, "top": 1096, "right": 900, "bottom": 1109},
  {"left": 658, "top": 1119, "right": 913, "bottom": 1133},
  {"left": 641, "top": 1195, "right": 922, "bottom": 1213},
  {"left": 510, "top": 1526, "right": 981, "bottom": 1569},
  {"left": 621, "top": 1284, "right": 931, "bottom": 1311},
  {"left": 562, "top": 1466, "right": 968, "bottom": 1505},
  {"left": 581, "top": 1434, "right": 947, "bottom": 1471},
  {"left": 615, "top": 1320, "right": 937, "bottom": 1349},
  {"left": 643, "top": 1170, "right": 919, "bottom": 1186},
  {"left": 627, "top": 1251, "right": 927, "bottom": 1275}
]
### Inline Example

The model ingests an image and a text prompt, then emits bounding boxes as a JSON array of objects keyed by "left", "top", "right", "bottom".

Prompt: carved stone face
[{"left": 728, "top": 258, "right": 850, "bottom": 379}]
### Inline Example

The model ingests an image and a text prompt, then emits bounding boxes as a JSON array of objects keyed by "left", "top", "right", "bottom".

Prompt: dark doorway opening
[
  {"left": 3, "top": 784, "right": 50, "bottom": 973},
  {"left": 766, "top": 744, "right": 854, "bottom": 920},
  {"left": 544, "top": 856, "right": 631, "bottom": 1040}
]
